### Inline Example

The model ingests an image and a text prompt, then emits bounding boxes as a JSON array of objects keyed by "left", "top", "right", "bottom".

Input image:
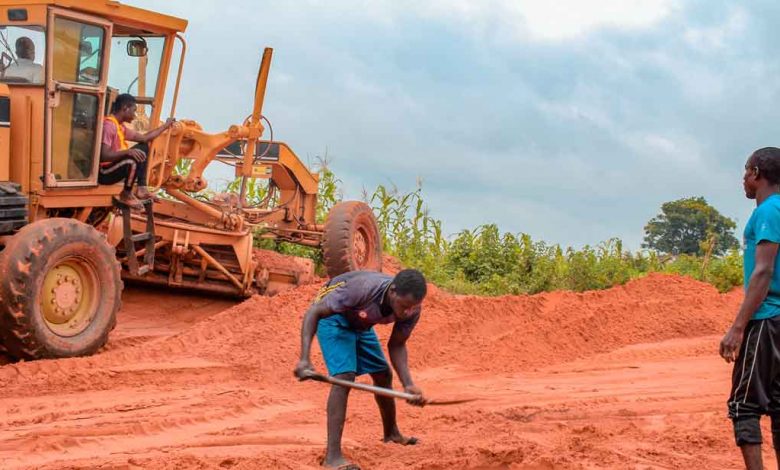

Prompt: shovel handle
[{"left": 303, "top": 371, "right": 419, "bottom": 401}]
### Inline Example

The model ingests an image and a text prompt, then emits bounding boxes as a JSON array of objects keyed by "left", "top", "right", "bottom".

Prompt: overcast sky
[{"left": 129, "top": 0, "right": 779, "bottom": 249}]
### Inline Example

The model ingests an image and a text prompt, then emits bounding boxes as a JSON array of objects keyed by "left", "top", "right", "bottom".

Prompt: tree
[{"left": 643, "top": 197, "right": 739, "bottom": 256}]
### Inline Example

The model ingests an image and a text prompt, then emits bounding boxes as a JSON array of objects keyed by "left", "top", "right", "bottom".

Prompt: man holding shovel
[{"left": 294, "top": 269, "right": 428, "bottom": 470}]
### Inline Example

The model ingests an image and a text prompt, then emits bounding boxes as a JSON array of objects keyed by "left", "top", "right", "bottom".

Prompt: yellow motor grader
[{"left": 0, "top": 0, "right": 382, "bottom": 360}]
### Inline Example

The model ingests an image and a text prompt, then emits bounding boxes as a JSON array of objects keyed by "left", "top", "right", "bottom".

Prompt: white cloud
[
  {"left": 382, "top": 0, "right": 679, "bottom": 42},
  {"left": 623, "top": 132, "right": 703, "bottom": 167},
  {"left": 514, "top": 0, "right": 679, "bottom": 41},
  {"left": 537, "top": 99, "right": 614, "bottom": 129},
  {"left": 201, "top": 0, "right": 679, "bottom": 43},
  {"left": 684, "top": 7, "right": 747, "bottom": 52}
]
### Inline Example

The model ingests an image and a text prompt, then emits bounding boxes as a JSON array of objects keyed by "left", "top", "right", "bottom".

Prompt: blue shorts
[{"left": 316, "top": 314, "right": 389, "bottom": 376}]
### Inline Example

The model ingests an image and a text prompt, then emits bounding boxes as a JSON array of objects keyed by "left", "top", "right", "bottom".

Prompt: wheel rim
[
  {"left": 41, "top": 257, "right": 98, "bottom": 337},
  {"left": 353, "top": 228, "right": 370, "bottom": 268}
]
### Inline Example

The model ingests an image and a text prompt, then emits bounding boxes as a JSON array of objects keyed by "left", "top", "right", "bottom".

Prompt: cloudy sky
[{"left": 129, "top": 0, "right": 779, "bottom": 249}]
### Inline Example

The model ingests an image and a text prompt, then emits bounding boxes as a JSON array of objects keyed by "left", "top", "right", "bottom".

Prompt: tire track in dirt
[{"left": 0, "top": 273, "right": 764, "bottom": 469}]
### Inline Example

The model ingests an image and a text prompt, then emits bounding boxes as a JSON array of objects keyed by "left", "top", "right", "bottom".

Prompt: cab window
[
  {"left": 109, "top": 36, "right": 164, "bottom": 133},
  {"left": 0, "top": 25, "right": 45, "bottom": 85}
]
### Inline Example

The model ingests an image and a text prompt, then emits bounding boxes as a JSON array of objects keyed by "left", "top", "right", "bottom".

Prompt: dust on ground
[{"left": 0, "top": 272, "right": 768, "bottom": 469}]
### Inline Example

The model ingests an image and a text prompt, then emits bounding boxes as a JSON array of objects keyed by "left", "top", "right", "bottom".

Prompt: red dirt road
[{"left": 0, "top": 275, "right": 774, "bottom": 469}]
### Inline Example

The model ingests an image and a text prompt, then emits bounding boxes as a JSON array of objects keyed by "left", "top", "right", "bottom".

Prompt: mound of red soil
[
  {"left": 0, "top": 272, "right": 750, "bottom": 469},
  {"left": 151, "top": 273, "right": 740, "bottom": 380}
]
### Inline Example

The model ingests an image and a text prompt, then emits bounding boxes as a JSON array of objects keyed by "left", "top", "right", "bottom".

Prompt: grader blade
[
  {"left": 107, "top": 202, "right": 316, "bottom": 298},
  {"left": 253, "top": 249, "right": 315, "bottom": 296}
]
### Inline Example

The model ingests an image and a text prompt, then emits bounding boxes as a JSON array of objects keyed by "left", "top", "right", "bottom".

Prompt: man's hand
[
  {"left": 127, "top": 148, "right": 146, "bottom": 162},
  {"left": 404, "top": 384, "right": 426, "bottom": 407},
  {"left": 720, "top": 325, "right": 745, "bottom": 363},
  {"left": 164, "top": 117, "right": 176, "bottom": 129},
  {"left": 293, "top": 358, "right": 314, "bottom": 381}
]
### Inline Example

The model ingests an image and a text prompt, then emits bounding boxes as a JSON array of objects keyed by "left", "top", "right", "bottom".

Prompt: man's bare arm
[
  {"left": 720, "top": 241, "right": 779, "bottom": 362},
  {"left": 125, "top": 118, "right": 175, "bottom": 144},
  {"left": 100, "top": 143, "right": 137, "bottom": 164},
  {"left": 294, "top": 301, "right": 334, "bottom": 378},
  {"left": 388, "top": 325, "right": 425, "bottom": 405},
  {"left": 388, "top": 330, "right": 414, "bottom": 388}
]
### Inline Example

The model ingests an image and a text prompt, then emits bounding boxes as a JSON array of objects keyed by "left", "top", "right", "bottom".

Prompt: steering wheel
[
  {"left": 0, "top": 52, "right": 13, "bottom": 77},
  {"left": 78, "top": 67, "right": 99, "bottom": 84}
]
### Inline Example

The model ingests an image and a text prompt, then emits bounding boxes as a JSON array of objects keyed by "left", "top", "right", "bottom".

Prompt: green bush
[
  {"left": 365, "top": 183, "right": 743, "bottom": 295},
  {"left": 221, "top": 162, "right": 744, "bottom": 295}
]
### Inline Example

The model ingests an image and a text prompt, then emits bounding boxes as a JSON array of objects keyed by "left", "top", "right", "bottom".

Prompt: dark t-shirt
[{"left": 315, "top": 271, "right": 420, "bottom": 336}]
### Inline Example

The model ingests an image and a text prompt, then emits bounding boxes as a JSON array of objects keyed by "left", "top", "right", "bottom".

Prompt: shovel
[{"left": 301, "top": 371, "right": 477, "bottom": 406}]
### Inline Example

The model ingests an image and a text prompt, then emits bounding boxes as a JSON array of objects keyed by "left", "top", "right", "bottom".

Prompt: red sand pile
[
  {"left": 144, "top": 272, "right": 740, "bottom": 378},
  {"left": 0, "top": 272, "right": 740, "bottom": 394},
  {"left": 0, "top": 271, "right": 751, "bottom": 469}
]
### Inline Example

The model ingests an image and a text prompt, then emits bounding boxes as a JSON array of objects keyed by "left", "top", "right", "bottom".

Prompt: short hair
[
  {"left": 111, "top": 93, "right": 136, "bottom": 113},
  {"left": 391, "top": 269, "right": 427, "bottom": 300},
  {"left": 750, "top": 147, "right": 780, "bottom": 185},
  {"left": 15, "top": 37, "right": 33, "bottom": 59}
]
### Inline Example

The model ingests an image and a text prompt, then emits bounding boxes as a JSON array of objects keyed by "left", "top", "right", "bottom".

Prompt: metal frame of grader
[{"left": 0, "top": 0, "right": 383, "bottom": 359}]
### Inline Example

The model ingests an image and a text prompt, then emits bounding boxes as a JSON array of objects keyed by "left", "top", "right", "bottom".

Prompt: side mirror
[{"left": 127, "top": 39, "right": 147, "bottom": 57}]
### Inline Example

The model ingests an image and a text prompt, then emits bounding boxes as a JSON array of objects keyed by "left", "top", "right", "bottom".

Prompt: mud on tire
[
  {"left": 0, "top": 218, "right": 122, "bottom": 359},
  {"left": 322, "top": 201, "right": 382, "bottom": 278}
]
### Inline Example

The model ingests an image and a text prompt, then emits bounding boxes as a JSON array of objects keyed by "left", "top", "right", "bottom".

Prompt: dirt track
[{"left": 0, "top": 274, "right": 775, "bottom": 469}]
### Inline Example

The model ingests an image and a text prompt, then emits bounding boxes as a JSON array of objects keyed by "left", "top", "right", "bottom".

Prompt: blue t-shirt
[{"left": 744, "top": 193, "right": 780, "bottom": 320}]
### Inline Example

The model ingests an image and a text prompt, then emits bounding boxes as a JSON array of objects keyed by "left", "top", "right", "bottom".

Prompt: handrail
[
  {"left": 155, "top": 33, "right": 187, "bottom": 190},
  {"left": 170, "top": 33, "right": 187, "bottom": 118}
]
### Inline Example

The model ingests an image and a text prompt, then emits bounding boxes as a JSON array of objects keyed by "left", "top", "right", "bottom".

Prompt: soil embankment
[{"left": 0, "top": 272, "right": 765, "bottom": 469}]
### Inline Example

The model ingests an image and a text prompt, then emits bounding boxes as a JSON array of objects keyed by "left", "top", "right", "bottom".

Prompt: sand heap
[
  {"left": 152, "top": 273, "right": 740, "bottom": 379},
  {"left": 0, "top": 271, "right": 749, "bottom": 470}
]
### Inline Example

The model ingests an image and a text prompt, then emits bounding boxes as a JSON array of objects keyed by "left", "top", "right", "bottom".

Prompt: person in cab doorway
[
  {"left": 294, "top": 269, "right": 428, "bottom": 470},
  {"left": 721, "top": 146, "right": 780, "bottom": 469},
  {"left": 99, "top": 93, "right": 174, "bottom": 209}
]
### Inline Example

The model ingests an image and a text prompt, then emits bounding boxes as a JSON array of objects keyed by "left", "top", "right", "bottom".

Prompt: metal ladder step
[
  {"left": 113, "top": 195, "right": 157, "bottom": 276},
  {"left": 131, "top": 232, "right": 153, "bottom": 243}
]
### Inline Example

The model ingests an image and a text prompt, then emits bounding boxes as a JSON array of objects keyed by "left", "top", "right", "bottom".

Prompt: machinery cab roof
[{"left": 0, "top": 0, "right": 187, "bottom": 34}]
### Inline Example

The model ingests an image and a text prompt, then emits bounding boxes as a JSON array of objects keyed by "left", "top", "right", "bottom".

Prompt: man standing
[
  {"left": 721, "top": 147, "right": 780, "bottom": 469},
  {"left": 294, "top": 269, "right": 428, "bottom": 470},
  {"left": 99, "top": 94, "right": 174, "bottom": 208}
]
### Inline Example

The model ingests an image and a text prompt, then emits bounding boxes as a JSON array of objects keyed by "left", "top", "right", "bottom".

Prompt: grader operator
[{"left": 0, "top": 1, "right": 382, "bottom": 360}]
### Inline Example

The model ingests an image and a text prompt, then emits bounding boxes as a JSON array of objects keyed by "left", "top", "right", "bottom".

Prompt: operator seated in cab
[
  {"left": 5, "top": 37, "right": 43, "bottom": 83},
  {"left": 99, "top": 94, "right": 174, "bottom": 208}
]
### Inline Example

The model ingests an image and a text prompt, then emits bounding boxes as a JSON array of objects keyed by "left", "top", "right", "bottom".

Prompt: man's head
[
  {"left": 15, "top": 37, "right": 34, "bottom": 61},
  {"left": 386, "top": 269, "right": 427, "bottom": 320},
  {"left": 744, "top": 147, "right": 780, "bottom": 199},
  {"left": 111, "top": 93, "right": 137, "bottom": 122}
]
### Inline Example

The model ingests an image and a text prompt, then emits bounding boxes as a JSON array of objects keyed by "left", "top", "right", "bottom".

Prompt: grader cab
[{"left": 0, "top": 1, "right": 382, "bottom": 360}]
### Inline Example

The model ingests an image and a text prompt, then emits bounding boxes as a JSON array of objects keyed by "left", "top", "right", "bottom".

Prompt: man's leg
[
  {"left": 729, "top": 319, "right": 772, "bottom": 469},
  {"left": 742, "top": 445, "right": 763, "bottom": 470},
  {"left": 734, "top": 418, "right": 764, "bottom": 470},
  {"left": 98, "top": 158, "right": 142, "bottom": 208},
  {"left": 130, "top": 143, "right": 153, "bottom": 201},
  {"left": 769, "top": 318, "right": 780, "bottom": 469},
  {"left": 316, "top": 315, "right": 359, "bottom": 469},
  {"left": 325, "top": 372, "right": 357, "bottom": 468},
  {"left": 356, "top": 328, "right": 418, "bottom": 446},
  {"left": 369, "top": 369, "right": 417, "bottom": 445},
  {"left": 771, "top": 415, "right": 780, "bottom": 469}
]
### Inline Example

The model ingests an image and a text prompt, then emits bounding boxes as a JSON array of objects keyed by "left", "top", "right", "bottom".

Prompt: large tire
[
  {"left": 322, "top": 201, "right": 383, "bottom": 278},
  {"left": 0, "top": 218, "right": 122, "bottom": 359}
]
